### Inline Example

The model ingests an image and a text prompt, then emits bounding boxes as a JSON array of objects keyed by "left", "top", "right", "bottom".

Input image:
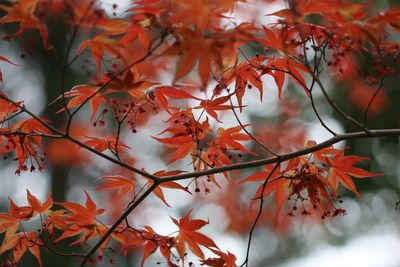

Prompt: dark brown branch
[
  {"left": 159, "top": 128, "right": 400, "bottom": 182},
  {"left": 0, "top": 130, "right": 63, "bottom": 139},
  {"left": 0, "top": 94, "right": 159, "bottom": 181}
]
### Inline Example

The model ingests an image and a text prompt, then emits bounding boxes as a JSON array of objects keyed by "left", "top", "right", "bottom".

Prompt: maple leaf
[
  {"left": 200, "top": 249, "right": 237, "bottom": 267},
  {"left": 54, "top": 192, "right": 106, "bottom": 246},
  {"left": 7, "top": 197, "right": 33, "bottom": 220},
  {"left": 153, "top": 86, "right": 201, "bottom": 113},
  {"left": 196, "top": 94, "right": 235, "bottom": 122},
  {"left": 266, "top": 57, "right": 309, "bottom": 97},
  {"left": 323, "top": 150, "right": 383, "bottom": 196},
  {"left": 111, "top": 227, "right": 143, "bottom": 256},
  {"left": 26, "top": 190, "right": 52, "bottom": 214},
  {"left": 193, "top": 146, "right": 233, "bottom": 186},
  {"left": 0, "top": 92, "right": 21, "bottom": 121},
  {"left": 368, "top": 9, "right": 400, "bottom": 31},
  {"left": 145, "top": 170, "right": 191, "bottom": 207},
  {"left": 171, "top": 210, "right": 218, "bottom": 259},
  {"left": 76, "top": 35, "right": 127, "bottom": 74},
  {"left": 0, "top": 0, "right": 48, "bottom": 46},
  {"left": 57, "top": 191, "right": 104, "bottom": 227},
  {"left": 8, "top": 118, "right": 52, "bottom": 172},
  {"left": 239, "top": 164, "right": 288, "bottom": 208},
  {"left": 167, "top": 0, "right": 237, "bottom": 31},
  {"left": 0, "top": 213, "right": 19, "bottom": 239},
  {"left": 120, "top": 22, "right": 151, "bottom": 49},
  {"left": 257, "top": 26, "right": 299, "bottom": 56},
  {"left": 54, "top": 85, "right": 108, "bottom": 121},
  {"left": 212, "top": 125, "right": 255, "bottom": 155},
  {"left": 159, "top": 108, "right": 210, "bottom": 139},
  {"left": 0, "top": 231, "right": 43, "bottom": 267},
  {"left": 153, "top": 135, "right": 196, "bottom": 164},
  {"left": 167, "top": 20, "right": 255, "bottom": 88},
  {"left": 95, "top": 175, "right": 135, "bottom": 200},
  {"left": 166, "top": 28, "right": 229, "bottom": 88},
  {"left": 221, "top": 62, "right": 263, "bottom": 111},
  {"left": 268, "top": 0, "right": 332, "bottom": 23},
  {"left": 140, "top": 226, "right": 175, "bottom": 267},
  {"left": 104, "top": 68, "right": 158, "bottom": 98},
  {"left": 83, "top": 136, "right": 130, "bottom": 153}
]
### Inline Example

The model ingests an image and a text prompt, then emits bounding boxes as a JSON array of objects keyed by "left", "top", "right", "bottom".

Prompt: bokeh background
[{"left": 0, "top": 0, "right": 399, "bottom": 266}]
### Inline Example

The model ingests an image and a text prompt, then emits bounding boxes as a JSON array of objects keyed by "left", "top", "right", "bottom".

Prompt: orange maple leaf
[
  {"left": 76, "top": 35, "right": 127, "bottom": 74},
  {"left": 0, "top": 231, "right": 43, "bottom": 267},
  {"left": 83, "top": 136, "right": 130, "bottom": 154},
  {"left": 54, "top": 192, "right": 106, "bottom": 246},
  {"left": 7, "top": 118, "right": 51, "bottom": 173},
  {"left": 26, "top": 190, "right": 52, "bottom": 214},
  {"left": 145, "top": 170, "right": 191, "bottom": 207},
  {"left": 196, "top": 94, "right": 236, "bottom": 122},
  {"left": 54, "top": 85, "right": 108, "bottom": 121},
  {"left": 200, "top": 249, "right": 237, "bottom": 267},
  {"left": 0, "top": 0, "right": 48, "bottom": 46},
  {"left": 0, "top": 92, "right": 21, "bottom": 121},
  {"left": 95, "top": 175, "right": 135, "bottom": 200},
  {"left": 104, "top": 68, "right": 158, "bottom": 98},
  {"left": 171, "top": 210, "right": 218, "bottom": 259},
  {"left": 57, "top": 191, "right": 104, "bottom": 227},
  {"left": 153, "top": 135, "right": 196, "bottom": 164},
  {"left": 212, "top": 125, "right": 255, "bottom": 155},
  {"left": 153, "top": 86, "right": 201, "bottom": 113},
  {"left": 140, "top": 226, "right": 175, "bottom": 267},
  {"left": 323, "top": 150, "right": 383, "bottom": 196},
  {"left": 0, "top": 214, "right": 19, "bottom": 239}
]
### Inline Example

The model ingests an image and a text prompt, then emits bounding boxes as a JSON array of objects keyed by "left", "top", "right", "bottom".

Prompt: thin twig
[
  {"left": 0, "top": 110, "right": 23, "bottom": 125},
  {"left": 363, "top": 79, "right": 386, "bottom": 127},
  {"left": 240, "top": 163, "right": 280, "bottom": 267},
  {"left": 310, "top": 72, "right": 371, "bottom": 133},
  {"left": 228, "top": 95, "right": 280, "bottom": 156},
  {"left": 60, "top": 0, "right": 96, "bottom": 117},
  {"left": 309, "top": 90, "right": 337, "bottom": 135}
]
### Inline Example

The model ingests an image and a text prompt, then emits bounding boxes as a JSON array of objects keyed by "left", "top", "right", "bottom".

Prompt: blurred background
[{"left": 0, "top": 0, "right": 399, "bottom": 266}]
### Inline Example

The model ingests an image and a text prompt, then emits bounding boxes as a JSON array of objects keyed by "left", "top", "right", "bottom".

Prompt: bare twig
[
  {"left": 228, "top": 95, "right": 280, "bottom": 156},
  {"left": 363, "top": 79, "right": 386, "bottom": 127},
  {"left": 240, "top": 163, "right": 280, "bottom": 267}
]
